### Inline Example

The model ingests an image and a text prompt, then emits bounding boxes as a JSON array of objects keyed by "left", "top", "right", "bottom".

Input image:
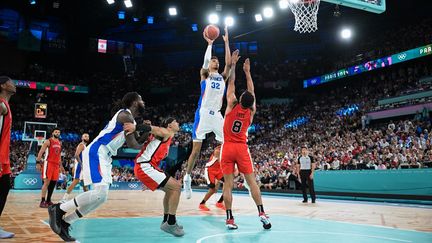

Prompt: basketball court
[
  {"left": 1, "top": 190, "right": 431, "bottom": 242},
  {"left": 2, "top": 0, "right": 432, "bottom": 242}
]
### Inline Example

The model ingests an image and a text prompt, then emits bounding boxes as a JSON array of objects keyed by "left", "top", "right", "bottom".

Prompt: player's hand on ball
[
  {"left": 232, "top": 50, "right": 241, "bottom": 64},
  {"left": 123, "top": 122, "right": 136, "bottom": 135},
  {"left": 203, "top": 31, "right": 214, "bottom": 45},
  {"left": 243, "top": 58, "right": 251, "bottom": 73}
]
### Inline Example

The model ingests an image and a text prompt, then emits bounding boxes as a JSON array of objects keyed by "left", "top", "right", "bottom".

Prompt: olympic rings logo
[
  {"left": 23, "top": 178, "right": 38, "bottom": 185},
  {"left": 128, "top": 183, "right": 139, "bottom": 189},
  {"left": 398, "top": 53, "right": 407, "bottom": 60}
]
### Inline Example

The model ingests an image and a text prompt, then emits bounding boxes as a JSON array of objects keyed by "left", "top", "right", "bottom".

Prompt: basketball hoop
[
  {"left": 36, "top": 136, "right": 45, "bottom": 146},
  {"left": 288, "top": 0, "right": 321, "bottom": 33}
]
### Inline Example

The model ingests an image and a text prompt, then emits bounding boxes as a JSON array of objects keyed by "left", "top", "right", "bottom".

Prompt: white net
[
  {"left": 36, "top": 137, "right": 45, "bottom": 146},
  {"left": 288, "top": 0, "right": 321, "bottom": 33}
]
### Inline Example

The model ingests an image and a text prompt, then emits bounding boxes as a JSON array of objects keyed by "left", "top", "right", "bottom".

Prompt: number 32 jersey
[
  {"left": 198, "top": 72, "right": 225, "bottom": 111},
  {"left": 223, "top": 104, "right": 251, "bottom": 144}
]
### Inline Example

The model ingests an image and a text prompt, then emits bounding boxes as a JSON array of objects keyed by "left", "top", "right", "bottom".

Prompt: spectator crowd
[{"left": 5, "top": 18, "right": 432, "bottom": 190}]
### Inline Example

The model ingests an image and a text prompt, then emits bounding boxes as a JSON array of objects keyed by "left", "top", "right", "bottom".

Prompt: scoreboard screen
[{"left": 35, "top": 103, "right": 47, "bottom": 119}]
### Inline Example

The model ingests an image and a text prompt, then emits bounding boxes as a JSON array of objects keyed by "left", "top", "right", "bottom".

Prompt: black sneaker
[
  {"left": 302, "top": 200, "right": 308, "bottom": 203},
  {"left": 312, "top": 200, "right": 316, "bottom": 204},
  {"left": 58, "top": 220, "right": 76, "bottom": 242},
  {"left": 48, "top": 204, "right": 65, "bottom": 234}
]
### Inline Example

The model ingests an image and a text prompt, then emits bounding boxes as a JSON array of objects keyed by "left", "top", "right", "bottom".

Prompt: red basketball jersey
[
  {"left": 0, "top": 98, "right": 12, "bottom": 166},
  {"left": 46, "top": 138, "right": 62, "bottom": 164},
  {"left": 135, "top": 135, "right": 172, "bottom": 168},
  {"left": 205, "top": 154, "right": 221, "bottom": 173},
  {"left": 223, "top": 104, "right": 251, "bottom": 143}
]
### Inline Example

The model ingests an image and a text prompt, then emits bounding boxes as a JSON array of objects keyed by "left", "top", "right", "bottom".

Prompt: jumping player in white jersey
[
  {"left": 47, "top": 92, "right": 144, "bottom": 242},
  {"left": 61, "top": 133, "right": 90, "bottom": 202},
  {"left": 183, "top": 26, "right": 232, "bottom": 199}
]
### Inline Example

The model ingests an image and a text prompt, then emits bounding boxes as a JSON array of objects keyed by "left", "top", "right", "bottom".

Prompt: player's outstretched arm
[
  {"left": 243, "top": 58, "right": 256, "bottom": 114},
  {"left": 222, "top": 26, "right": 231, "bottom": 79},
  {"left": 200, "top": 31, "right": 214, "bottom": 80},
  {"left": 149, "top": 126, "right": 171, "bottom": 140},
  {"left": 226, "top": 50, "right": 240, "bottom": 115}
]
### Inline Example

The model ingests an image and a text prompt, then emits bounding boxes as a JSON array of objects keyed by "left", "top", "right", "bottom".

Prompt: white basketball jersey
[
  {"left": 91, "top": 109, "right": 136, "bottom": 156},
  {"left": 198, "top": 72, "right": 225, "bottom": 111}
]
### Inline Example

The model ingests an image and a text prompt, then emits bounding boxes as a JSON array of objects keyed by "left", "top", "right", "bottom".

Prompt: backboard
[{"left": 22, "top": 121, "right": 58, "bottom": 144}]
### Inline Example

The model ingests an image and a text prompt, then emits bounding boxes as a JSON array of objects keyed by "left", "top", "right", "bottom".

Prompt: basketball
[{"left": 204, "top": 25, "right": 220, "bottom": 40}]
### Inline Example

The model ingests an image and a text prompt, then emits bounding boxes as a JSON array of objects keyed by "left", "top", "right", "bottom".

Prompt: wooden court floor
[{"left": 1, "top": 190, "right": 431, "bottom": 242}]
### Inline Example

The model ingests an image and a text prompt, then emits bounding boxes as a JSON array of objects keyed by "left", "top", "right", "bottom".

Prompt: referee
[{"left": 296, "top": 145, "right": 316, "bottom": 203}]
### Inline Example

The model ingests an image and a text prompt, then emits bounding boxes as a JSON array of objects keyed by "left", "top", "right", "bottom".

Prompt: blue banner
[
  {"left": 14, "top": 172, "right": 42, "bottom": 189},
  {"left": 304, "top": 43, "right": 432, "bottom": 88},
  {"left": 110, "top": 181, "right": 143, "bottom": 190}
]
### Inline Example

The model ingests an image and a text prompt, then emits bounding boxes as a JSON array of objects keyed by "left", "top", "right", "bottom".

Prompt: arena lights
[
  {"left": 30, "top": 0, "right": 36, "bottom": 5},
  {"left": 263, "top": 7, "right": 274, "bottom": 18},
  {"left": 147, "top": 16, "right": 154, "bottom": 24},
  {"left": 124, "top": 0, "right": 132, "bottom": 8},
  {"left": 208, "top": 13, "right": 219, "bottom": 24},
  {"left": 169, "top": 7, "right": 177, "bottom": 16},
  {"left": 255, "top": 14, "right": 263, "bottom": 22},
  {"left": 106, "top": 0, "right": 115, "bottom": 4},
  {"left": 191, "top": 24, "right": 198, "bottom": 32},
  {"left": 225, "top": 16, "right": 234, "bottom": 27},
  {"left": 341, "top": 28, "right": 352, "bottom": 39},
  {"left": 279, "top": 0, "right": 289, "bottom": 9},
  {"left": 133, "top": 18, "right": 139, "bottom": 22}
]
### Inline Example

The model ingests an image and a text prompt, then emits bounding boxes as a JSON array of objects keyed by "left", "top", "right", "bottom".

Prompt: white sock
[
  {"left": 61, "top": 184, "right": 109, "bottom": 214},
  {"left": 64, "top": 211, "right": 80, "bottom": 225},
  {"left": 60, "top": 198, "right": 78, "bottom": 213}
]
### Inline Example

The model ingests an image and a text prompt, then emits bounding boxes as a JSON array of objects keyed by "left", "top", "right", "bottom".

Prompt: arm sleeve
[{"left": 202, "top": 45, "right": 212, "bottom": 69}]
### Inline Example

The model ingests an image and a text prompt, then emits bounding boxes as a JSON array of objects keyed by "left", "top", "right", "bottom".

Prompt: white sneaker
[
  {"left": 259, "top": 212, "right": 272, "bottom": 229},
  {"left": 0, "top": 227, "right": 14, "bottom": 239},
  {"left": 183, "top": 174, "right": 192, "bottom": 199},
  {"left": 160, "top": 222, "right": 185, "bottom": 237}
]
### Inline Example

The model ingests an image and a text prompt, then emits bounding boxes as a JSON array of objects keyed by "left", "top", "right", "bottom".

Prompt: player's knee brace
[{"left": 90, "top": 184, "right": 109, "bottom": 205}]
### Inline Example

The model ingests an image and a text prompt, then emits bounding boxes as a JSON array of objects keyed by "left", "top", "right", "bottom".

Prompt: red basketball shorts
[
  {"left": 204, "top": 167, "right": 224, "bottom": 185},
  {"left": 134, "top": 162, "right": 169, "bottom": 191},
  {"left": 42, "top": 161, "right": 60, "bottom": 181},
  {"left": 221, "top": 142, "right": 254, "bottom": 175}
]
